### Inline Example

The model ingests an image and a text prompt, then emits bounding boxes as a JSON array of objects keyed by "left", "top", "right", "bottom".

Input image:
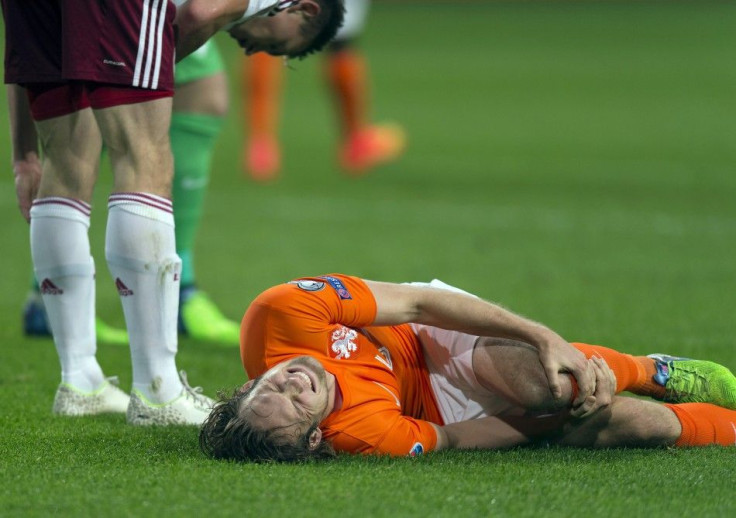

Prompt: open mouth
[{"left": 288, "top": 367, "right": 315, "bottom": 391}]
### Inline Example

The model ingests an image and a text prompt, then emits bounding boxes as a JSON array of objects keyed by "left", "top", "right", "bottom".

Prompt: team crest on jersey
[
  {"left": 409, "top": 442, "right": 424, "bottom": 456},
  {"left": 330, "top": 326, "right": 358, "bottom": 359},
  {"left": 290, "top": 280, "right": 326, "bottom": 292},
  {"left": 319, "top": 275, "right": 352, "bottom": 300}
]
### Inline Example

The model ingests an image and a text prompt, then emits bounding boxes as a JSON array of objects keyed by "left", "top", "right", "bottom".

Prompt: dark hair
[
  {"left": 290, "top": 0, "right": 346, "bottom": 59},
  {"left": 199, "top": 381, "right": 336, "bottom": 463}
]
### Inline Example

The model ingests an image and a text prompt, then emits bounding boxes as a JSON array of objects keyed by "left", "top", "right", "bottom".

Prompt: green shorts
[{"left": 175, "top": 40, "right": 225, "bottom": 86}]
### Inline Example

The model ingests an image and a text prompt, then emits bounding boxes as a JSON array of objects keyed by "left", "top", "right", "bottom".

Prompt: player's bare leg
[
  {"left": 481, "top": 357, "right": 736, "bottom": 448},
  {"left": 94, "top": 98, "right": 174, "bottom": 196},
  {"left": 472, "top": 337, "right": 577, "bottom": 414},
  {"left": 31, "top": 108, "right": 128, "bottom": 415},
  {"left": 553, "top": 396, "right": 681, "bottom": 447},
  {"left": 35, "top": 108, "right": 101, "bottom": 201},
  {"left": 95, "top": 97, "right": 214, "bottom": 424}
]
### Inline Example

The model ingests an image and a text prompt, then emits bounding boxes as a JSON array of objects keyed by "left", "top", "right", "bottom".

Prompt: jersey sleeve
[
  {"left": 241, "top": 274, "right": 377, "bottom": 376},
  {"left": 263, "top": 274, "right": 376, "bottom": 329},
  {"left": 327, "top": 411, "right": 438, "bottom": 457}
]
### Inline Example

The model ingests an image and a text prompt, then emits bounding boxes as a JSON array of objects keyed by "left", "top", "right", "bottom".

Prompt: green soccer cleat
[
  {"left": 648, "top": 353, "right": 736, "bottom": 410},
  {"left": 178, "top": 289, "right": 241, "bottom": 346}
]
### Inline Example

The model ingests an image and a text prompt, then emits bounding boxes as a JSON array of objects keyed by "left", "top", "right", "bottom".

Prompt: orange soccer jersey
[{"left": 240, "top": 274, "right": 443, "bottom": 455}]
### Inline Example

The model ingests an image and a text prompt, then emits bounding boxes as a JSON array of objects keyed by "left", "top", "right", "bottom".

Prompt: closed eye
[{"left": 293, "top": 400, "right": 307, "bottom": 419}]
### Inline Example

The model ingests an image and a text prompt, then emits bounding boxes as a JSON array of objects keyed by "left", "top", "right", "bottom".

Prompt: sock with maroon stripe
[
  {"left": 105, "top": 192, "right": 182, "bottom": 403},
  {"left": 30, "top": 197, "right": 104, "bottom": 391}
]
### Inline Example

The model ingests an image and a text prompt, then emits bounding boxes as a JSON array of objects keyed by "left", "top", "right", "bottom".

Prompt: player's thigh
[
  {"left": 173, "top": 40, "right": 227, "bottom": 115},
  {"left": 93, "top": 96, "right": 174, "bottom": 195},
  {"left": 173, "top": 73, "right": 229, "bottom": 116},
  {"left": 34, "top": 108, "right": 102, "bottom": 202},
  {"left": 473, "top": 337, "right": 569, "bottom": 412}
]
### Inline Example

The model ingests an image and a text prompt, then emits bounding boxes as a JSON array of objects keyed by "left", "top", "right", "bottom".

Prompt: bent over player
[
  {"left": 242, "top": 0, "right": 405, "bottom": 181},
  {"left": 201, "top": 274, "right": 736, "bottom": 460},
  {"left": 4, "top": 0, "right": 347, "bottom": 421},
  {"left": 2, "top": 0, "right": 215, "bottom": 424}
]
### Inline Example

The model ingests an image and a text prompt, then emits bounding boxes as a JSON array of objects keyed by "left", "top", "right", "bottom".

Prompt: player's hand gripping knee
[
  {"left": 569, "top": 356, "right": 615, "bottom": 418},
  {"left": 538, "top": 338, "right": 595, "bottom": 410}
]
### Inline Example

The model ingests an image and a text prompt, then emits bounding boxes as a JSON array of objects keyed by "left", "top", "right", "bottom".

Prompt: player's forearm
[
  {"left": 367, "top": 280, "right": 562, "bottom": 351},
  {"left": 435, "top": 414, "right": 569, "bottom": 452},
  {"left": 434, "top": 417, "right": 537, "bottom": 451},
  {"left": 7, "top": 85, "right": 39, "bottom": 162},
  {"left": 422, "top": 292, "right": 560, "bottom": 350},
  {"left": 175, "top": 0, "right": 247, "bottom": 60}
]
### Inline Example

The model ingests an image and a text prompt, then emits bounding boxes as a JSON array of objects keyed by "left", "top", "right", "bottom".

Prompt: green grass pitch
[{"left": 1, "top": 1, "right": 735, "bottom": 516}]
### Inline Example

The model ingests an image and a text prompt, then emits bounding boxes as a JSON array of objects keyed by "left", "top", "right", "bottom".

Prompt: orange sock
[
  {"left": 572, "top": 343, "right": 664, "bottom": 398},
  {"left": 665, "top": 403, "right": 736, "bottom": 447},
  {"left": 325, "top": 49, "right": 368, "bottom": 135},
  {"left": 244, "top": 52, "right": 283, "bottom": 139}
]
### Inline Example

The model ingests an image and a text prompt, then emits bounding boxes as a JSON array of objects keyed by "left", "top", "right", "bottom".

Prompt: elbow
[{"left": 176, "top": 2, "right": 210, "bottom": 30}]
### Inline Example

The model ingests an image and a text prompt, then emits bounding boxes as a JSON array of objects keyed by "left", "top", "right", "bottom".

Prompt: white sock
[
  {"left": 105, "top": 192, "right": 183, "bottom": 403},
  {"left": 30, "top": 198, "right": 104, "bottom": 392}
]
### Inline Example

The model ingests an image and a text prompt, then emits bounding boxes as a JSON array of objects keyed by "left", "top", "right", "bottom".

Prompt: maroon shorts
[
  {"left": 24, "top": 82, "right": 173, "bottom": 121},
  {"left": 2, "top": 0, "right": 175, "bottom": 91}
]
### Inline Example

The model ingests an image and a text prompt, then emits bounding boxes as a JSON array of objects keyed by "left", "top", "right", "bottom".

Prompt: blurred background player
[
  {"left": 22, "top": 40, "right": 242, "bottom": 347},
  {"left": 243, "top": 0, "right": 405, "bottom": 180},
  {"left": 170, "top": 41, "right": 243, "bottom": 345}
]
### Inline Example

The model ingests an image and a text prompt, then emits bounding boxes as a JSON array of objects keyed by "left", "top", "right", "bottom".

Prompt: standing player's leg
[
  {"left": 3, "top": 0, "right": 130, "bottom": 414},
  {"left": 92, "top": 94, "right": 213, "bottom": 424},
  {"left": 23, "top": 273, "right": 130, "bottom": 345},
  {"left": 55, "top": 0, "right": 214, "bottom": 424},
  {"left": 326, "top": 0, "right": 405, "bottom": 175},
  {"left": 241, "top": 0, "right": 405, "bottom": 180},
  {"left": 28, "top": 92, "right": 129, "bottom": 415},
  {"left": 171, "top": 41, "right": 241, "bottom": 345},
  {"left": 242, "top": 52, "right": 284, "bottom": 181}
]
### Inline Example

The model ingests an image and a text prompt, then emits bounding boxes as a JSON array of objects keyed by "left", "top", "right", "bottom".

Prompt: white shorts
[{"left": 408, "top": 280, "right": 517, "bottom": 425}]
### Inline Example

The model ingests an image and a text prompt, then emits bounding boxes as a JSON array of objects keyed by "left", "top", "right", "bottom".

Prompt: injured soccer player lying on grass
[{"left": 199, "top": 274, "right": 736, "bottom": 461}]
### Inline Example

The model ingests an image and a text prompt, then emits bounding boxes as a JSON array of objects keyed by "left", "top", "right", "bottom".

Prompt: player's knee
[{"left": 517, "top": 381, "right": 564, "bottom": 412}]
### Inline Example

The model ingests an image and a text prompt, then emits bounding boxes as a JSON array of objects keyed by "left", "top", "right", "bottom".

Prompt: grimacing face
[
  {"left": 239, "top": 356, "right": 336, "bottom": 447},
  {"left": 227, "top": 4, "right": 317, "bottom": 57}
]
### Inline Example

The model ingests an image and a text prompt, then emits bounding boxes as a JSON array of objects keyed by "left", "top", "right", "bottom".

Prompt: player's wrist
[
  {"left": 12, "top": 152, "right": 41, "bottom": 173},
  {"left": 525, "top": 326, "right": 563, "bottom": 352}
]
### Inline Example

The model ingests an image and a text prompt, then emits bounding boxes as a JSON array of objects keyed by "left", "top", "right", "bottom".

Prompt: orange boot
[{"left": 325, "top": 48, "right": 406, "bottom": 175}]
